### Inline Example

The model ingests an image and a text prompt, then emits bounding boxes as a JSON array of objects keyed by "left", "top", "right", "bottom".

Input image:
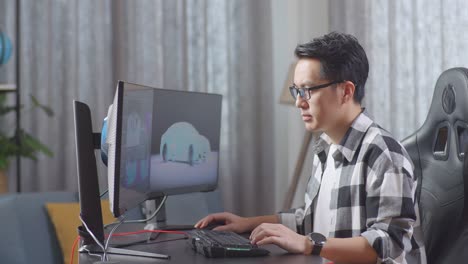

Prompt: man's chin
[{"left": 304, "top": 123, "right": 320, "bottom": 132}]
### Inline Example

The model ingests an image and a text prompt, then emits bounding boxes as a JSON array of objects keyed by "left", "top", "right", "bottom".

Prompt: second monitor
[{"left": 106, "top": 81, "right": 223, "bottom": 218}]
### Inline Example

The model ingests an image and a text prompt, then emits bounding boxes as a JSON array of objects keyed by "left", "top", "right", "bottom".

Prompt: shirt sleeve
[
  {"left": 277, "top": 206, "right": 306, "bottom": 233},
  {"left": 361, "top": 149, "right": 417, "bottom": 264}
]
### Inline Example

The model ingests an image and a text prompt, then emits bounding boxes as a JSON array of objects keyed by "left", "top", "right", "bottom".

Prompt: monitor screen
[{"left": 107, "top": 81, "right": 222, "bottom": 217}]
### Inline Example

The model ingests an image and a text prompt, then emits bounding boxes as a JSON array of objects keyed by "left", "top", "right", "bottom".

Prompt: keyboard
[{"left": 188, "top": 229, "right": 270, "bottom": 258}]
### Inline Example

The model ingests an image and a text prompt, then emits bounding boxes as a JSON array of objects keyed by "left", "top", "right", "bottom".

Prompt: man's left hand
[{"left": 250, "top": 223, "right": 311, "bottom": 254}]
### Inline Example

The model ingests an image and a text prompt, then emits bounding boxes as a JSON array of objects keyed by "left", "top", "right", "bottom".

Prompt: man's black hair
[{"left": 295, "top": 32, "right": 369, "bottom": 103}]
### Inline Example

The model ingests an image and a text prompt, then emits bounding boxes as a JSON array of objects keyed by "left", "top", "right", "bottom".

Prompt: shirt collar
[{"left": 313, "top": 109, "right": 374, "bottom": 163}]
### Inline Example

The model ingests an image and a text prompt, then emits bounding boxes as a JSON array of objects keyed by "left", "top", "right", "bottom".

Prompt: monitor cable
[
  {"left": 103, "top": 215, "right": 126, "bottom": 261},
  {"left": 104, "top": 195, "right": 168, "bottom": 229},
  {"left": 112, "top": 235, "right": 188, "bottom": 248},
  {"left": 79, "top": 195, "right": 168, "bottom": 261},
  {"left": 79, "top": 214, "right": 127, "bottom": 262},
  {"left": 71, "top": 229, "right": 187, "bottom": 264},
  {"left": 100, "top": 189, "right": 108, "bottom": 198},
  {"left": 79, "top": 214, "right": 106, "bottom": 261}
]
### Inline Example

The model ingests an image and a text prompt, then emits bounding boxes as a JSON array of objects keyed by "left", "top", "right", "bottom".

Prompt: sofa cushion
[
  {"left": 45, "top": 200, "right": 116, "bottom": 264},
  {"left": 0, "top": 192, "right": 77, "bottom": 264}
]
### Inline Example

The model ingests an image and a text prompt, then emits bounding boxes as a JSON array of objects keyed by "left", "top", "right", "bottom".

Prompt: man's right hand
[
  {"left": 194, "top": 213, "right": 279, "bottom": 233},
  {"left": 194, "top": 212, "right": 257, "bottom": 233}
]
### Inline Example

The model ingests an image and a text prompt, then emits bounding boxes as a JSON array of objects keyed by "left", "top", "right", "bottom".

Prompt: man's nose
[{"left": 295, "top": 95, "right": 308, "bottom": 109}]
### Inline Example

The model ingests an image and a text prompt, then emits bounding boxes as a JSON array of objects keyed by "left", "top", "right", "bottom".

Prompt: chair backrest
[{"left": 402, "top": 67, "right": 468, "bottom": 263}]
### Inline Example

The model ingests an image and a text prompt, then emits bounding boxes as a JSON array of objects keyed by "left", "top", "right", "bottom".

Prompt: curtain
[
  {"left": 329, "top": 0, "right": 468, "bottom": 140},
  {"left": 0, "top": 0, "right": 275, "bottom": 216}
]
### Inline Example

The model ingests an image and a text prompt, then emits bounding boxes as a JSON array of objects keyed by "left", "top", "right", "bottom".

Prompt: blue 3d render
[{"left": 160, "top": 122, "right": 211, "bottom": 166}]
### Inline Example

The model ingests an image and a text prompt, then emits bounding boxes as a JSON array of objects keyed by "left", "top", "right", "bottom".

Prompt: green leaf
[
  {"left": 0, "top": 94, "right": 55, "bottom": 167},
  {"left": 0, "top": 136, "right": 19, "bottom": 169},
  {"left": 30, "top": 95, "right": 54, "bottom": 117},
  {"left": 0, "top": 105, "right": 17, "bottom": 115},
  {"left": 40, "top": 105, "right": 54, "bottom": 117},
  {"left": 30, "top": 94, "right": 40, "bottom": 106},
  {"left": 21, "top": 131, "right": 54, "bottom": 157},
  {"left": 0, "top": 159, "right": 9, "bottom": 170}
]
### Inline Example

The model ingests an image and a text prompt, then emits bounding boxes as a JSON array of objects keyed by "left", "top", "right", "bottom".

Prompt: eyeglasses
[{"left": 289, "top": 80, "right": 343, "bottom": 100}]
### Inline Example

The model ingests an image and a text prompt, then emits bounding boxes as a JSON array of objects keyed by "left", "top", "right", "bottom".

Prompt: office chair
[{"left": 402, "top": 67, "right": 468, "bottom": 263}]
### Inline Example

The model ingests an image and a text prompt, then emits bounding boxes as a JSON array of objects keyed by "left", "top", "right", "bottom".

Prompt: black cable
[
  {"left": 100, "top": 189, "right": 108, "bottom": 198},
  {"left": 111, "top": 235, "right": 189, "bottom": 248}
]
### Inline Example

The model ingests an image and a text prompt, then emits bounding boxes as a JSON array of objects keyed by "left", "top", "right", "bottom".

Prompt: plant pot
[{"left": 0, "top": 169, "right": 8, "bottom": 193}]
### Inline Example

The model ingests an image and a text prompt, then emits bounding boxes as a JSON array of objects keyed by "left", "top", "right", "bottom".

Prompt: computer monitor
[
  {"left": 73, "top": 101, "right": 106, "bottom": 246},
  {"left": 106, "top": 81, "right": 222, "bottom": 218}
]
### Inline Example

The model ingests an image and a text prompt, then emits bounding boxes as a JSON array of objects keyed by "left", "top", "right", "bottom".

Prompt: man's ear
[{"left": 341, "top": 81, "right": 356, "bottom": 104}]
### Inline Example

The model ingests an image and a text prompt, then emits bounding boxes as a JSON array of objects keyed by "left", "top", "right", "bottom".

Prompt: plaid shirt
[{"left": 279, "top": 110, "right": 426, "bottom": 264}]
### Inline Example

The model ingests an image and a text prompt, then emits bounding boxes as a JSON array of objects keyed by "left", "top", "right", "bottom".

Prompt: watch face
[{"left": 310, "top": 232, "right": 326, "bottom": 243}]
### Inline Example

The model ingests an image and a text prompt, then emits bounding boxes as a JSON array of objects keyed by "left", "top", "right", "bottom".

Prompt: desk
[{"left": 79, "top": 231, "right": 325, "bottom": 264}]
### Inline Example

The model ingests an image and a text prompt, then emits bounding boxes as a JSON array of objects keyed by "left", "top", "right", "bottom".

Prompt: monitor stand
[
  {"left": 143, "top": 197, "right": 195, "bottom": 231},
  {"left": 78, "top": 243, "right": 169, "bottom": 260},
  {"left": 78, "top": 220, "right": 170, "bottom": 260},
  {"left": 74, "top": 100, "right": 170, "bottom": 260}
]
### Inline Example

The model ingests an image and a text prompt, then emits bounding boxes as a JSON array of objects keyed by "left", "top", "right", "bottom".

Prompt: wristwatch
[{"left": 306, "top": 232, "right": 327, "bottom": 255}]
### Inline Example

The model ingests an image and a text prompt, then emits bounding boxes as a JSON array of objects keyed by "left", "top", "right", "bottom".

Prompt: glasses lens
[
  {"left": 289, "top": 87, "right": 298, "bottom": 99},
  {"left": 299, "top": 89, "right": 306, "bottom": 99}
]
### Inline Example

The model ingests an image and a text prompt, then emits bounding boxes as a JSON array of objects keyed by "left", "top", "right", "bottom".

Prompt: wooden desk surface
[{"left": 79, "top": 231, "right": 326, "bottom": 264}]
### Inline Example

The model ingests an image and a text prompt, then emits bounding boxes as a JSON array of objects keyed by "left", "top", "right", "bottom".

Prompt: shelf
[{"left": 0, "top": 84, "right": 17, "bottom": 93}]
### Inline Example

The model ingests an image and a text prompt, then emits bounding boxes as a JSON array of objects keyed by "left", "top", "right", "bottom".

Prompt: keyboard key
[{"left": 189, "top": 230, "right": 270, "bottom": 258}]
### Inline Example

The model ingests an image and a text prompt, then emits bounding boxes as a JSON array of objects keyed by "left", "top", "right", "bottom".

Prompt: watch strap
[{"left": 311, "top": 242, "right": 323, "bottom": 255}]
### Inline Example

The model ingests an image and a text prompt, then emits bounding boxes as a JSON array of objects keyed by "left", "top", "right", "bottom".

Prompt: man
[{"left": 195, "top": 32, "right": 426, "bottom": 264}]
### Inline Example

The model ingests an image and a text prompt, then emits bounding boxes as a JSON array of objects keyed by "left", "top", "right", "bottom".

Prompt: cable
[
  {"left": 70, "top": 236, "right": 80, "bottom": 264},
  {"left": 70, "top": 230, "right": 187, "bottom": 264},
  {"left": 107, "top": 230, "right": 187, "bottom": 249},
  {"left": 103, "top": 215, "right": 126, "bottom": 261},
  {"left": 78, "top": 196, "right": 173, "bottom": 262},
  {"left": 107, "top": 229, "right": 187, "bottom": 257},
  {"left": 79, "top": 214, "right": 105, "bottom": 260},
  {"left": 100, "top": 189, "right": 108, "bottom": 198},
  {"left": 84, "top": 248, "right": 104, "bottom": 259},
  {"left": 111, "top": 229, "right": 187, "bottom": 237},
  {"left": 113, "top": 236, "right": 188, "bottom": 248},
  {"left": 107, "top": 229, "right": 188, "bottom": 248},
  {"left": 104, "top": 195, "right": 168, "bottom": 229}
]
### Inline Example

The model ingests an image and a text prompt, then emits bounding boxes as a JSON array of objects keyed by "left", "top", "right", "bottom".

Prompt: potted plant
[{"left": 0, "top": 93, "right": 54, "bottom": 192}]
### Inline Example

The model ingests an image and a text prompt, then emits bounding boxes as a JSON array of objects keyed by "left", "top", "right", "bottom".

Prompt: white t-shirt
[{"left": 313, "top": 144, "right": 337, "bottom": 236}]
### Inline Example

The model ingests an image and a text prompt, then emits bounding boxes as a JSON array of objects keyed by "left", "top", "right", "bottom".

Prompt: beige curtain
[
  {"left": 0, "top": 0, "right": 275, "bottom": 216},
  {"left": 330, "top": 0, "right": 468, "bottom": 140}
]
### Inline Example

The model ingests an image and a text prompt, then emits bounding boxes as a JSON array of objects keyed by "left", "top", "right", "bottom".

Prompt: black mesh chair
[{"left": 402, "top": 68, "right": 468, "bottom": 263}]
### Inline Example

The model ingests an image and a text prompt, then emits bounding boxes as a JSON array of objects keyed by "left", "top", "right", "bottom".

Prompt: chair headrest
[
  {"left": 427, "top": 67, "right": 468, "bottom": 120},
  {"left": 418, "top": 67, "right": 468, "bottom": 162}
]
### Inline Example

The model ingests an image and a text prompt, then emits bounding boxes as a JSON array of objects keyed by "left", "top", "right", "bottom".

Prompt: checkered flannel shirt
[{"left": 279, "top": 110, "right": 426, "bottom": 264}]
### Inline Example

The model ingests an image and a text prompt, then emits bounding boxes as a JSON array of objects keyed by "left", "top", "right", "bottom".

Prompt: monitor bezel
[
  {"left": 73, "top": 100, "right": 105, "bottom": 245},
  {"left": 112, "top": 81, "right": 124, "bottom": 216}
]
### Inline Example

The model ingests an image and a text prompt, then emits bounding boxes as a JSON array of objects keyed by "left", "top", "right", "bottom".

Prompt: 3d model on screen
[
  {"left": 160, "top": 122, "right": 211, "bottom": 166},
  {"left": 124, "top": 112, "right": 150, "bottom": 188}
]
